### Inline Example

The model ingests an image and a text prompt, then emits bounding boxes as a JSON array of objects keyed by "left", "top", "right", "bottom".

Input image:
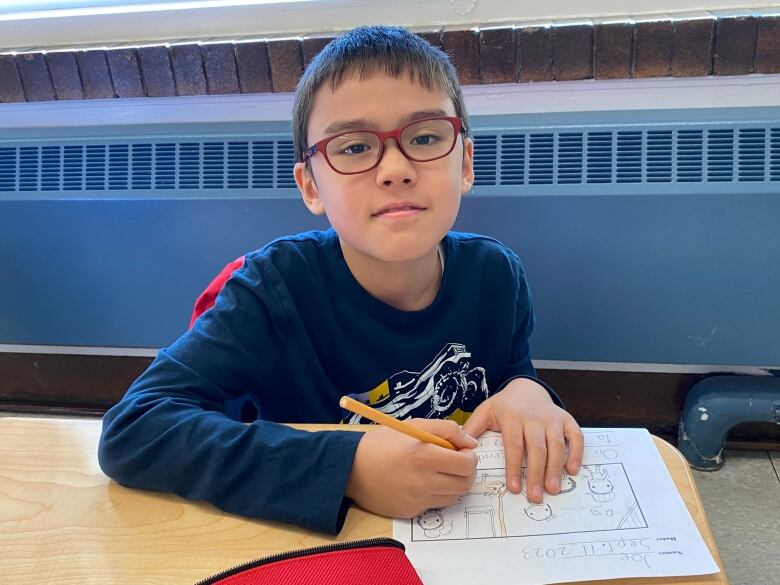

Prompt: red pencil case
[{"left": 195, "top": 537, "right": 423, "bottom": 585}]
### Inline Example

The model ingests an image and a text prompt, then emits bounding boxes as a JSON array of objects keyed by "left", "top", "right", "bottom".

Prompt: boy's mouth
[{"left": 372, "top": 202, "right": 427, "bottom": 218}]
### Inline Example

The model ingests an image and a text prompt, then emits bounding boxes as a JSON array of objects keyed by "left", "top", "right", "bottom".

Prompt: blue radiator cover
[{"left": 1, "top": 108, "right": 778, "bottom": 367}]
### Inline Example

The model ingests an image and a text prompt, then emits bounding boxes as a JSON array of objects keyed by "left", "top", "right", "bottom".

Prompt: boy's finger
[
  {"left": 501, "top": 426, "right": 525, "bottom": 494},
  {"left": 564, "top": 419, "right": 585, "bottom": 474},
  {"left": 428, "top": 469, "right": 478, "bottom": 495},
  {"left": 424, "top": 446, "right": 478, "bottom": 478},
  {"left": 544, "top": 426, "right": 566, "bottom": 494},
  {"left": 426, "top": 493, "right": 465, "bottom": 511},
  {"left": 410, "top": 418, "right": 478, "bottom": 450},
  {"left": 523, "top": 425, "right": 547, "bottom": 504}
]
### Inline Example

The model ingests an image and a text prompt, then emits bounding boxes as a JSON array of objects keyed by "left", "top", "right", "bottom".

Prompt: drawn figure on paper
[
  {"left": 416, "top": 508, "right": 453, "bottom": 538},
  {"left": 465, "top": 505, "right": 496, "bottom": 538},
  {"left": 468, "top": 474, "right": 507, "bottom": 497},
  {"left": 524, "top": 502, "right": 554, "bottom": 521},
  {"left": 617, "top": 502, "right": 645, "bottom": 529},
  {"left": 589, "top": 505, "right": 614, "bottom": 517},
  {"left": 585, "top": 465, "right": 616, "bottom": 503},
  {"left": 465, "top": 474, "right": 508, "bottom": 537},
  {"left": 519, "top": 481, "right": 556, "bottom": 522},
  {"left": 409, "top": 445, "right": 649, "bottom": 541},
  {"left": 342, "top": 343, "right": 488, "bottom": 426},
  {"left": 559, "top": 472, "right": 577, "bottom": 494}
]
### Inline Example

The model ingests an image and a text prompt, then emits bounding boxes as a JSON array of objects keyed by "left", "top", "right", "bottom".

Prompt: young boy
[{"left": 98, "top": 25, "right": 583, "bottom": 534}]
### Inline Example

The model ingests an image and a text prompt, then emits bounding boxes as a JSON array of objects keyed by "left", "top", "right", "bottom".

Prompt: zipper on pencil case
[{"left": 194, "top": 537, "right": 406, "bottom": 585}]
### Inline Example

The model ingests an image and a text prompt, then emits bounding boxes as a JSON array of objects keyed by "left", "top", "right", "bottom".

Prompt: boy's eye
[
  {"left": 329, "top": 135, "right": 376, "bottom": 157},
  {"left": 341, "top": 143, "right": 371, "bottom": 155},
  {"left": 408, "top": 132, "right": 441, "bottom": 147}
]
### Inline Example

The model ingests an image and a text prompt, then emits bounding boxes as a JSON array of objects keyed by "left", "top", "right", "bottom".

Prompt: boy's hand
[
  {"left": 462, "top": 378, "right": 583, "bottom": 503},
  {"left": 346, "top": 419, "right": 478, "bottom": 518}
]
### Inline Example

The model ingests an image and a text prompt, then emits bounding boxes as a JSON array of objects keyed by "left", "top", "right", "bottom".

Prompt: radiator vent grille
[
  {"left": 471, "top": 126, "right": 779, "bottom": 187},
  {"left": 0, "top": 139, "right": 293, "bottom": 192},
  {"left": 1, "top": 124, "right": 778, "bottom": 195}
]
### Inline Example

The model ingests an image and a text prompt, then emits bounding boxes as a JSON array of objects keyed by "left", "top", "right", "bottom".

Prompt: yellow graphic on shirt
[
  {"left": 366, "top": 380, "right": 390, "bottom": 405},
  {"left": 444, "top": 408, "right": 472, "bottom": 426},
  {"left": 341, "top": 342, "right": 489, "bottom": 424}
]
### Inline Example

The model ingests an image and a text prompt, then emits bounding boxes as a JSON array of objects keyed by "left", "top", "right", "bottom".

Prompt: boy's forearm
[
  {"left": 98, "top": 374, "right": 364, "bottom": 534},
  {"left": 100, "top": 403, "right": 363, "bottom": 533}
]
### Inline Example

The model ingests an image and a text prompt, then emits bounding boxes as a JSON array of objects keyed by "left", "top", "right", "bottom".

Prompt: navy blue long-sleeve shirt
[{"left": 98, "top": 229, "right": 559, "bottom": 533}]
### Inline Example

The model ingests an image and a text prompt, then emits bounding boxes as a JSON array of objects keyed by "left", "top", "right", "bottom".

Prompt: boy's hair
[{"left": 292, "top": 25, "right": 471, "bottom": 163}]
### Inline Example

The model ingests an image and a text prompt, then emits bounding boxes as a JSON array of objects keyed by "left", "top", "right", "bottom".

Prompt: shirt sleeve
[
  {"left": 98, "top": 259, "right": 363, "bottom": 534},
  {"left": 495, "top": 254, "right": 564, "bottom": 408}
]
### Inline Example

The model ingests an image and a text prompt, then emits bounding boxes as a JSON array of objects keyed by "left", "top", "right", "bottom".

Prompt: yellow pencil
[{"left": 339, "top": 395, "right": 457, "bottom": 450}]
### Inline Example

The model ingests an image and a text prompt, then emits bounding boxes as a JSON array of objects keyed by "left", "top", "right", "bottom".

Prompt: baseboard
[{"left": 2, "top": 352, "right": 778, "bottom": 445}]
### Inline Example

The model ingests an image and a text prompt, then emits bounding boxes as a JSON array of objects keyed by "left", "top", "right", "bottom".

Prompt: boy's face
[{"left": 295, "top": 72, "right": 474, "bottom": 265}]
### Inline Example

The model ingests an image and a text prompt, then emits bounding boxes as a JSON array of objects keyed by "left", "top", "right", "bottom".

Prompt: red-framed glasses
[{"left": 302, "top": 116, "right": 465, "bottom": 175}]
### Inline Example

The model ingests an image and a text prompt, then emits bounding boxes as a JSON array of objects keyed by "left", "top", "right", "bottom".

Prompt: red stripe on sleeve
[{"left": 189, "top": 256, "right": 246, "bottom": 329}]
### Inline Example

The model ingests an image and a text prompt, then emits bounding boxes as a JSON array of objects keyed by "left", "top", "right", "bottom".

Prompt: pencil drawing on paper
[
  {"left": 410, "top": 431, "right": 648, "bottom": 542},
  {"left": 397, "top": 428, "right": 721, "bottom": 585}
]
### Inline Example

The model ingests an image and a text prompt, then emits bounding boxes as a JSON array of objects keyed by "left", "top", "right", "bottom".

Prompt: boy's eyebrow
[{"left": 322, "top": 109, "right": 450, "bottom": 135}]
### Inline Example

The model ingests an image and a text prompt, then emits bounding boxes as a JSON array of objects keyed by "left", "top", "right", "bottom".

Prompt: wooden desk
[{"left": 0, "top": 417, "right": 727, "bottom": 585}]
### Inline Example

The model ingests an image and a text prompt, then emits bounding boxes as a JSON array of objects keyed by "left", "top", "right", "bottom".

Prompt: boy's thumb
[{"left": 461, "top": 408, "right": 489, "bottom": 441}]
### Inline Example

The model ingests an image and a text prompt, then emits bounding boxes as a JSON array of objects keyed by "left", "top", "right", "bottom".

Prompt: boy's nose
[{"left": 375, "top": 139, "right": 417, "bottom": 186}]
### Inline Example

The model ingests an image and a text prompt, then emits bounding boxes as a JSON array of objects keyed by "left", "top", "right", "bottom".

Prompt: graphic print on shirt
[{"left": 342, "top": 342, "right": 489, "bottom": 425}]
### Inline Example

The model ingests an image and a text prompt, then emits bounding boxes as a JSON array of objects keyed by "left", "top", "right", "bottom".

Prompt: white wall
[{"left": 1, "top": 0, "right": 780, "bottom": 53}]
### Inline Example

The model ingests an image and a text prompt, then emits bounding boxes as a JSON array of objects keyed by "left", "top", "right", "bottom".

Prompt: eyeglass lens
[{"left": 325, "top": 118, "right": 456, "bottom": 174}]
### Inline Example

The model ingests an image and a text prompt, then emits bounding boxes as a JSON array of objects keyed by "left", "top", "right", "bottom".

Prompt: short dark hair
[{"left": 292, "top": 25, "right": 470, "bottom": 163}]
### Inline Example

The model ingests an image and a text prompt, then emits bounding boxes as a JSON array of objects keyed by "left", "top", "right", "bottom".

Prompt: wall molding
[
  {"left": 2, "top": 345, "right": 777, "bottom": 375},
  {"left": 1, "top": 351, "right": 778, "bottom": 446},
  {"left": 2, "top": 74, "right": 780, "bottom": 130}
]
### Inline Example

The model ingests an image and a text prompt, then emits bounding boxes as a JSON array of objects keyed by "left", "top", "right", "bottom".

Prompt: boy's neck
[{"left": 339, "top": 241, "right": 443, "bottom": 312}]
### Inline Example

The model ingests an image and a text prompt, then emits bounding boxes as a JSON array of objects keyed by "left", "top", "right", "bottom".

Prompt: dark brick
[
  {"left": 479, "top": 28, "right": 515, "bottom": 84},
  {"left": 633, "top": 20, "right": 673, "bottom": 78},
  {"left": 755, "top": 16, "right": 780, "bottom": 74},
  {"left": 552, "top": 24, "right": 593, "bottom": 81},
  {"left": 137, "top": 46, "right": 175, "bottom": 97},
  {"left": 17, "top": 53, "right": 55, "bottom": 102},
  {"left": 302, "top": 37, "right": 333, "bottom": 68},
  {"left": 518, "top": 26, "right": 552, "bottom": 82},
  {"left": 441, "top": 30, "right": 479, "bottom": 85},
  {"left": 418, "top": 31, "right": 442, "bottom": 49},
  {"left": 267, "top": 39, "right": 302, "bottom": 93},
  {"left": 594, "top": 22, "right": 632, "bottom": 79},
  {"left": 235, "top": 42, "right": 271, "bottom": 93},
  {"left": 171, "top": 44, "right": 207, "bottom": 96},
  {"left": 46, "top": 52, "right": 84, "bottom": 100},
  {"left": 0, "top": 55, "right": 25, "bottom": 102},
  {"left": 106, "top": 49, "right": 143, "bottom": 98},
  {"left": 672, "top": 18, "right": 714, "bottom": 77},
  {"left": 714, "top": 16, "right": 758, "bottom": 75},
  {"left": 201, "top": 44, "right": 239, "bottom": 94},
  {"left": 76, "top": 51, "right": 115, "bottom": 99}
]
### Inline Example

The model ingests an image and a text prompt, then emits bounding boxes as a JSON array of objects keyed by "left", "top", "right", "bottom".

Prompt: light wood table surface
[{"left": 0, "top": 417, "right": 727, "bottom": 584}]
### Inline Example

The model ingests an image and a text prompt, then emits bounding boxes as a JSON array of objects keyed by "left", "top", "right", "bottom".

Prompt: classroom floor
[
  {"left": 692, "top": 449, "right": 780, "bottom": 585},
  {"left": 1, "top": 412, "right": 777, "bottom": 584}
]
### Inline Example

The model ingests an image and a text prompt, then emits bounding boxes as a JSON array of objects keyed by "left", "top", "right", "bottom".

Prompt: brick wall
[{"left": 1, "top": 15, "right": 778, "bottom": 103}]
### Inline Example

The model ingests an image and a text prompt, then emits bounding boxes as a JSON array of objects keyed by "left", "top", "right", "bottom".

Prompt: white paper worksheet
[{"left": 393, "top": 428, "right": 719, "bottom": 585}]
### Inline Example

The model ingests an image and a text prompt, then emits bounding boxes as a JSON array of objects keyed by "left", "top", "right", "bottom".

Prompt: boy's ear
[
  {"left": 461, "top": 137, "right": 475, "bottom": 194},
  {"left": 294, "top": 162, "right": 325, "bottom": 216}
]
